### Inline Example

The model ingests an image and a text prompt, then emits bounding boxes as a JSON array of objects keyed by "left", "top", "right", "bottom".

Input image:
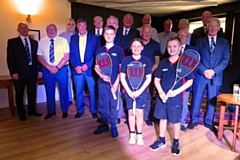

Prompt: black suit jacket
[
  {"left": 117, "top": 27, "right": 140, "bottom": 56},
  {"left": 7, "top": 37, "right": 40, "bottom": 79},
  {"left": 190, "top": 26, "right": 225, "bottom": 46}
]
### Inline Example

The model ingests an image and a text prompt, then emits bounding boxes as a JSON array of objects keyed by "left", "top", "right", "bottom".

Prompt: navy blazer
[
  {"left": 70, "top": 32, "right": 99, "bottom": 76},
  {"left": 117, "top": 27, "right": 140, "bottom": 56},
  {"left": 194, "top": 36, "right": 230, "bottom": 86},
  {"left": 7, "top": 37, "right": 40, "bottom": 79},
  {"left": 190, "top": 26, "right": 225, "bottom": 46}
]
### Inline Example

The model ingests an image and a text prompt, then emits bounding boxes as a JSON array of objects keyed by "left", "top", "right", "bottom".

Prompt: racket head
[
  {"left": 96, "top": 52, "right": 112, "bottom": 77},
  {"left": 176, "top": 49, "right": 200, "bottom": 79},
  {"left": 126, "top": 61, "right": 145, "bottom": 91}
]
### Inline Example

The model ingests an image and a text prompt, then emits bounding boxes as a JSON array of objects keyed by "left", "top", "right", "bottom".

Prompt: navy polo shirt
[
  {"left": 121, "top": 56, "right": 151, "bottom": 93},
  {"left": 155, "top": 58, "right": 193, "bottom": 105},
  {"left": 95, "top": 45, "right": 124, "bottom": 85},
  {"left": 141, "top": 39, "right": 160, "bottom": 68}
]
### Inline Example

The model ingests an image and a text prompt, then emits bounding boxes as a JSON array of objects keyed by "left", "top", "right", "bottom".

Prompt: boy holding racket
[
  {"left": 93, "top": 25, "right": 124, "bottom": 138},
  {"left": 150, "top": 37, "right": 193, "bottom": 156},
  {"left": 120, "top": 38, "right": 152, "bottom": 145}
]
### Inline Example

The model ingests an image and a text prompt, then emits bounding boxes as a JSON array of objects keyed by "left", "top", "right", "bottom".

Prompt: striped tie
[
  {"left": 97, "top": 29, "right": 100, "bottom": 36},
  {"left": 210, "top": 37, "right": 215, "bottom": 53},
  {"left": 49, "top": 39, "right": 55, "bottom": 63},
  {"left": 124, "top": 29, "right": 128, "bottom": 36},
  {"left": 24, "top": 38, "right": 31, "bottom": 65},
  {"left": 179, "top": 46, "right": 183, "bottom": 55}
]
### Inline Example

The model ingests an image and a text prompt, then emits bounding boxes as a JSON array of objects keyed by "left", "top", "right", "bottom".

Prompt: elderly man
[
  {"left": 137, "top": 14, "right": 159, "bottom": 43},
  {"left": 190, "top": 11, "right": 224, "bottom": 46},
  {"left": 178, "top": 18, "right": 191, "bottom": 45},
  {"left": 177, "top": 29, "right": 196, "bottom": 131},
  {"left": 70, "top": 19, "right": 99, "bottom": 119},
  {"left": 118, "top": 13, "right": 140, "bottom": 56},
  {"left": 158, "top": 19, "right": 177, "bottom": 55},
  {"left": 187, "top": 18, "right": 230, "bottom": 133},
  {"left": 141, "top": 24, "right": 160, "bottom": 126},
  {"left": 37, "top": 24, "right": 70, "bottom": 119},
  {"left": 59, "top": 18, "right": 76, "bottom": 104},
  {"left": 7, "top": 22, "right": 42, "bottom": 121}
]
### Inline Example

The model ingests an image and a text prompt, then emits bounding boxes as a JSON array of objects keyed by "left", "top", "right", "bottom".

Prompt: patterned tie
[
  {"left": 210, "top": 37, "right": 216, "bottom": 53},
  {"left": 49, "top": 39, "right": 55, "bottom": 63},
  {"left": 24, "top": 38, "right": 31, "bottom": 65},
  {"left": 97, "top": 29, "right": 100, "bottom": 36},
  {"left": 124, "top": 29, "right": 128, "bottom": 36},
  {"left": 179, "top": 46, "right": 183, "bottom": 55}
]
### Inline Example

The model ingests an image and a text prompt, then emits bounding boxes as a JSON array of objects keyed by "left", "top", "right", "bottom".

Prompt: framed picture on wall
[{"left": 29, "top": 29, "right": 40, "bottom": 41}]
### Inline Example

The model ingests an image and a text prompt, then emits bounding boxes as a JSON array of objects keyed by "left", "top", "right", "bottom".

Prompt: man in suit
[
  {"left": 177, "top": 29, "right": 196, "bottom": 131},
  {"left": 90, "top": 15, "right": 105, "bottom": 47},
  {"left": 70, "top": 19, "right": 99, "bottom": 119},
  {"left": 117, "top": 13, "right": 140, "bottom": 56},
  {"left": 137, "top": 14, "right": 159, "bottom": 43},
  {"left": 187, "top": 18, "right": 230, "bottom": 133},
  {"left": 59, "top": 18, "right": 76, "bottom": 104},
  {"left": 190, "top": 11, "right": 225, "bottom": 46},
  {"left": 37, "top": 24, "right": 70, "bottom": 119},
  {"left": 7, "top": 22, "right": 42, "bottom": 121}
]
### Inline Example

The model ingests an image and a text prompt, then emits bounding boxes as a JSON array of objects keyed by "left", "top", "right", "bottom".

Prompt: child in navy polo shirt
[
  {"left": 93, "top": 25, "right": 124, "bottom": 138},
  {"left": 120, "top": 38, "right": 151, "bottom": 145},
  {"left": 149, "top": 37, "right": 193, "bottom": 156}
]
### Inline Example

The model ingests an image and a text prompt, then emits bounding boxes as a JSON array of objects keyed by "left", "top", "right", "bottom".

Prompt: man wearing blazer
[
  {"left": 70, "top": 19, "right": 99, "bottom": 119},
  {"left": 7, "top": 22, "right": 42, "bottom": 121},
  {"left": 190, "top": 11, "right": 225, "bottom": 46},
  {"left": 117, "top": 13, "right": 140, "bottom": 56},
  {"left": 187, "top": 18, "right": 230, "bottom": 133}
]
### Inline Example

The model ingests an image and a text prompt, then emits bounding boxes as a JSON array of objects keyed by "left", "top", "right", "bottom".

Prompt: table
[
  {"left": 217, "top": 94, "right": 240, "bottom": 152},
  {"left": 0, "top": 75, "right": 14, "bottom": 116}
]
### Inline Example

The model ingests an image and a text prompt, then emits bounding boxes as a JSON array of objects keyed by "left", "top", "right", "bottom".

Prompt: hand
[
  {"left": 12, "top": 73, "right": 19, "bottom": 80},
  {"left": 49, "top": 66, "right": 58, "bottom": 74},
  {"left": 102, "top": 75, "right": 110, "bottom": 82},
  {"left": 81, "top": 64, "right": 88, "bottom": 72},
  {"left": 37, "top": 72, "right": 43, "bottom": 79},
  {"left": 128, "top": 91, "right": 134, "bottom": 99},
  {"left": 133, "top": 90, "right": 141, "bottom": 99},
  {"left": 203, "top": 70, "right": 212, "bottom": 79},
  {"left": 159, "top": 92, "right": 167, "bottom": 102},
  {"left": 166, "top": 90, "right": 178, "bottom": 98},
  {"left": 75, "top": 66, "right": 82, "bottom": 74},
  {"left": 111, "top": 84, "right": 118, "bottom": 94}
]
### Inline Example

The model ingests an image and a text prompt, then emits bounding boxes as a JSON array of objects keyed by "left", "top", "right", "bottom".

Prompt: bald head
[
  {"left": 17, "top": 22, "right": 29, "bottom": 37},
  {"left": 142, "top": 14, "right": 151, "bottom": 25},
  {"left": 177, "top": 29, "right": 189, "bottom": 45},
  {"left": 142, "top": 24, "right": 152, "bottom": 41},
  {"left": 46, "top": 24, "right": 57, "bottom": 39},
  {"left": 202, "top": 11, "right": 213, "bottom": 26},
  {"left": 123, "top": 13, "right": 134, "bottom": 29},
  {"left": 93, "top": 16, "right": 103, "bottom": 29}
]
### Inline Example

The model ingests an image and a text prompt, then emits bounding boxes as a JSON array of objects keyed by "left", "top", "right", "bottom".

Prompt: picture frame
[{"left": 29, "top": 29, "right": 40, "bottom": 41}]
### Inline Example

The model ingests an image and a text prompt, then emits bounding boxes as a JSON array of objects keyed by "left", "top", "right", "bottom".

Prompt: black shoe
[
  {"left": 92, "top": 113, "right": 98, "bottom": 119},
  {"left": 62, "top": 112, "right": 68, "bottom": 118},
  {"left": 96, "top": 118, "right": 102, "bottom": 123},
  {"left": 28, "top": 111, "right": 42, "bottom": 116},
  {"left": 19, "top": 115, "right": 27, "bottom": 121},
  {"left": 117, "top": 118, "right": 121, "bottom": 124},
  {"left": 181, "top": 125, "right": 187, "bottom": 132},
  {"left": 145, "top": 120, "right": 153, "bottom": 126},
  {"left": 204, "top": 123, "right": 218, "bottom": 134},
  {"left": 187, "top": 122, "right": 198, "bottom": 129},
  {"left": 74, "top": 112, "right": 83, "bottom": 118},
  {"left": 172, "top": 142, "right": 181, "bottom": 156},
  {"left": 93, "top": 124, "right": 109, "bottom": 135},
  {"left": 44, "top": 113, "right": 56, "bottom": 119}
]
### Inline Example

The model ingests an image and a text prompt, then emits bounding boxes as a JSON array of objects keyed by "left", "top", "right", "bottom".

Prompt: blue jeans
[
  {"left": 42, "top": 66, "right": 69, "bottom": 114},
  {"left": 180, "top": 91, "right": 190, "bottom": 125}
]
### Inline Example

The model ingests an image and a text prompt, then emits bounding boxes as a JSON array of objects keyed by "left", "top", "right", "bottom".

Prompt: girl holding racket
[
  {"left": 150, "top": 37, "right": 194, "bottom": 156},
  {"left": 120, "top": 38, "right": 151, "bottom": 145}
]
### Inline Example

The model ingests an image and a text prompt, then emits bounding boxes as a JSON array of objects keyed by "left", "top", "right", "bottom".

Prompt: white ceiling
[{"left": 74, "top": 0, "right": 238, "bottom": 17}]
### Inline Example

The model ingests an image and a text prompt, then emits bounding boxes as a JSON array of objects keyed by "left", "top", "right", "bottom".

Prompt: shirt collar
[{"left": 79, "top": 31, "right": 88, "bottom": 37}]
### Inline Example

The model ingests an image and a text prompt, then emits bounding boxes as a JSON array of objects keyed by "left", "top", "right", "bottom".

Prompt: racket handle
[
  {"left": 112, "top": 92, "right": 117, "bottom": 100},
  {"left": 132, "top": 100, "right": 136, "bottom": 115}
]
